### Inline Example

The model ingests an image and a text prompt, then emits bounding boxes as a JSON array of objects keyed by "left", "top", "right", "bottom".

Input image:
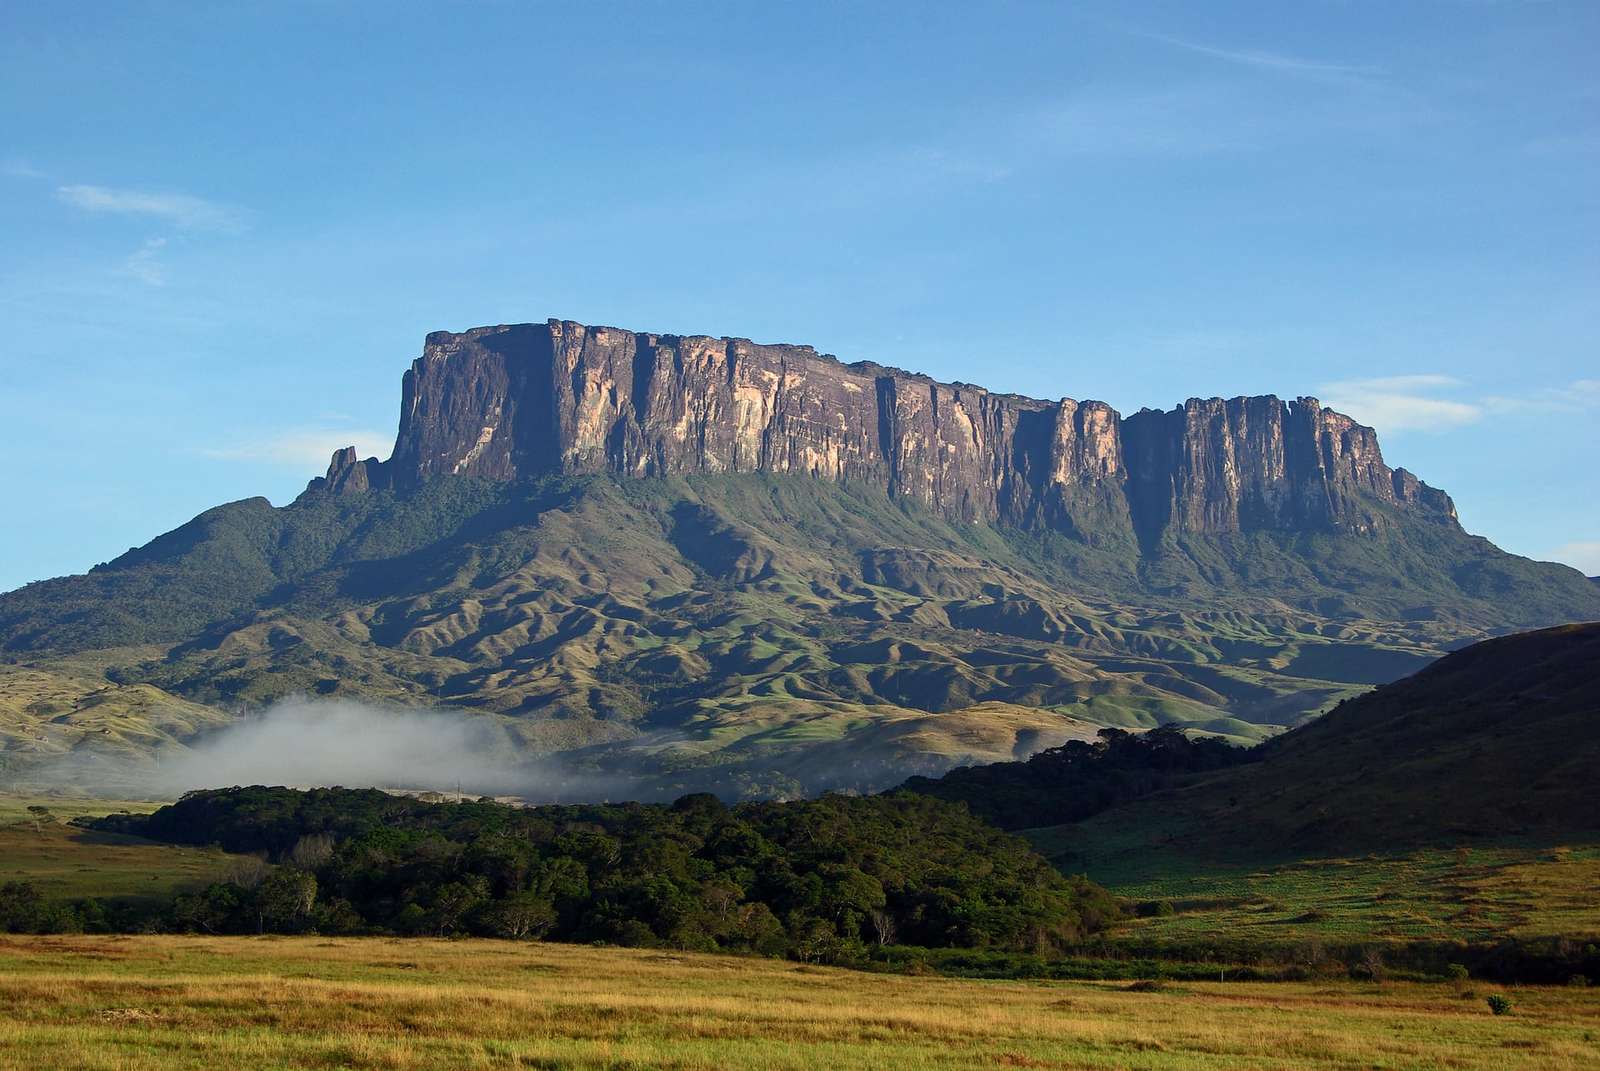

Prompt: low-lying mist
[{"left": 26, "top": 698, "right": 637, "bottom": 802}]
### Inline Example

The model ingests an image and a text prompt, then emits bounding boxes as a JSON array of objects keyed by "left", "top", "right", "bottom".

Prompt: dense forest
[
  {"left": 901, "top": 726, "right": 1254, "bottom": 830},
  {"left": 81, "top": 788, "right": 1120, "bottom": 960}
]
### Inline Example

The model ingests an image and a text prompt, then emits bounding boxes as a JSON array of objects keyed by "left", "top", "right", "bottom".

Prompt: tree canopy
[
  {"left": 901, "top": 726, "right": 1253, "bottom": 830},
  {"left": 93, "top": 786, "right": 1120, "bottom": 960}
]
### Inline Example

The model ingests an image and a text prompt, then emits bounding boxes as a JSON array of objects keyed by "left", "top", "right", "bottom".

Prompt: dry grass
[{"left": 1, "top": 936, "right": 1596, "bottom": 1069}]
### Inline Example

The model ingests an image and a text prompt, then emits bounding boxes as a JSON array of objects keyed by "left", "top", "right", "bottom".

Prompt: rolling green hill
[
  {"left": 3, "top": 470, "right": 1596, "bottom": 798},
  {"left": 1177, "top": 621, "right": 1600, "bottom": 852},
  {"left": 1016, "top": 623, "right": 1599, "bottom": 876}
]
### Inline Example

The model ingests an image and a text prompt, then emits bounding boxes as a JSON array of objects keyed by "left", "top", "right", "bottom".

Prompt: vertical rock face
[{"left": 314, "top": 319, "right": 1458, "bottom": 545}]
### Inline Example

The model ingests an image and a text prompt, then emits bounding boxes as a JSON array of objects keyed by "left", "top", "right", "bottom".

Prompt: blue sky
[{"left": 2, "top": 1, "right": 1596, "bottom": 591}]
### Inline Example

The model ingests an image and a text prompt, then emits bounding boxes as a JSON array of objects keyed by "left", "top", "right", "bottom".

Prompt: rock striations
[{"left": 309, "top": 319, "right": 1457, "bottom": 547}]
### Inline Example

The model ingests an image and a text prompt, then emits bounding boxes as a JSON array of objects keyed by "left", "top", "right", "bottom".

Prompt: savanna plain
[
  {"left": 3, "top": 934, "right": 1599, "bottom": 1071},
  {"left": 1, "top": 795, "right": 1597, "bottom": 1070}
]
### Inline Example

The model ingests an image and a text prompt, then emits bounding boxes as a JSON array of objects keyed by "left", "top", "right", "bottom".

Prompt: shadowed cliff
[{"left": 312, "top": 319, "right": 1457, "bottom": 551}]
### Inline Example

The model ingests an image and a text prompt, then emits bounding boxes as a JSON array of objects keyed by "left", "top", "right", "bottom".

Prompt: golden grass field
[{"left": 0, "top": 935, "right": 1596, "bottom": 1070}]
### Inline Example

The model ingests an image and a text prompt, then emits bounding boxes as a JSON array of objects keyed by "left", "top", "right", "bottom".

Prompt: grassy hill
[
  {"left": 1190, "top": 622, "right": 1600, "bottom": 852},
  {"left": 917, "top": 623, "right": 1600, "bottom": 855},
  {"left": 990, "top": 625, "right": 1600, "bottom": 965},
  {"left": 2, "top": 474, "right": 1597, "bottom": 797}
]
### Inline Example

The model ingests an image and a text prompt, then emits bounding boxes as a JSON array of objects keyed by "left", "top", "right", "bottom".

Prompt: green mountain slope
[
  {"left": 3, "top": 472, "right": 1596, "bottom": 798},
  {"left": 1201, "top": 621, "right": 1600, "bottom": 849},
  {"left": 1026, "top": 623, "right": 1600, "bottom": 869}
]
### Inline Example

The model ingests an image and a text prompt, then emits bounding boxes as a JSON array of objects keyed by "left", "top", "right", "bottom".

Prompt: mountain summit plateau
[{"left": 313, "top": 320, "right": 1455, "bottom": 549}]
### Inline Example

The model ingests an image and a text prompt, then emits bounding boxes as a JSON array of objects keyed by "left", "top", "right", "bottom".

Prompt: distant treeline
[
  {"left": 79, "top": 788, "right": 1120, "bottom": 961},
  {"left": 901, "top": 726, "right": 1255, "bottom": 830}
]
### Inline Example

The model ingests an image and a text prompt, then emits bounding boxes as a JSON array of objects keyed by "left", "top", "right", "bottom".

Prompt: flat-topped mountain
[
  {"left": 314, "top": 320, "right": 1455, "bottom": 549},
  {"left": 3, "top": 318, "right": 1596, "bottom": 798}
]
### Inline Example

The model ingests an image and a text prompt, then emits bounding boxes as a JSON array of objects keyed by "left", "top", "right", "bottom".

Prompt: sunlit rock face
[{"left": 310, "top": 318, "right": 1458, "bottom": 545}]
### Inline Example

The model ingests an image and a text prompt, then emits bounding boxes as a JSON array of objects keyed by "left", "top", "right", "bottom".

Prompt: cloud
[
  {"left": 1543, "top": 541, "right": 1600, "bottom": 576},
  {"left": 1025, "top": 86, "right": 1267, "bottom": 158},
  {"left": 121, "top": 237, "right": 167, "bottom": 286},
  {"left": 1139, "top": 31, "right": 1378, "bottom": 81},
  {"left": 1319, "top": 374, "right": 1483, "bottom": 432},
  {"left": 24, "top": 697, "right": 638, "bottom": 801},
  {"left": 57, "top": 183, "right": 243, "bottom": 231},
  {"left": 2, "top": 160, "right": 46, "bottom": 179},
  {"left": 201, "top": 428, "right": 393, "bottom": 468},
  {"left": 1482, "top": 378, "right": 1600, "bottom": 414}
]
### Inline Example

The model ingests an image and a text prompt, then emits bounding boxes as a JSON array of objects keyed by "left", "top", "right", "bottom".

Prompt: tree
[
  {"left": 289, "top": 833, "right": 335, "bottom": 870},
  {"left": 700, "top": 880, "right": 743, "bottom": 925},
  {"left": 791, "top": 915, "right": 841, "bottom": 963},
  {"left": 868, "top": 908, "right": 898, "bottom": 947},
  {"left": 172, "top": 883, "right": 244, "bottom": 935},
  {"left": 255, "top": 869, "right": 317, "bottom": 933},
  {"left": 25, "top": 805, "right": 52, "bottom": 834},
  {"left": 0, "top": 882, "right": 45, "bottom": 933},
  {"left": 818, "top": 865, "right": 885, "bottom": 932},
  {"left": 225, "top": 853, "right": 270, "bottom": 890},
  {"left": 427, "top": 877, "right": 489, "bottom": 937},
  {"left": 479, "top": 893, "right": 556, "bottom": 940}
]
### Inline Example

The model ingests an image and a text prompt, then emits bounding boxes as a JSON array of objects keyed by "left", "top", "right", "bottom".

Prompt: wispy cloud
[
  {"left": 201, "top": 429, "right": 392, "bottom": 469},
  {"left": 1543, "top": 540, "right": 1600, "bottom": 576},
  {"left": 1320, "top": 374, "right": 1482, "bottom": 432},
  {"left": 1024, "top": 85, "right": 1267, "bottom": 158},
  {"left": 2, "top": 159, "right": 46, "bottom": 179},
  {"left": 1321, "top": 374, "right": 1600, "bottom": 434},
  {"left": 1483, "top": 378, "right": 1600, "bottom": 414},
  {"left": 1139, "top": 30, "right": 1378, "bottom": 82},
  {"left": 121, "top": 237, "right": 167, "bottom": 286},
  {"left": 57, "top": 183, "right": 243, "bottom": 231}
]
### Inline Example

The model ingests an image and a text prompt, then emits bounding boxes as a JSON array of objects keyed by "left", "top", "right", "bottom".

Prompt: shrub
[
  {"left": 1485, "top": 994, "right": 1512, "bottom": 1016},
  {"left": 1133, "top": 899, "right": 1177, "bottom": 919},
  {"left": 0, "top": 882, "right": 46, "bottom": 933},
  {"left": 1356, "top": 946, "right": 1387, "bottom": 983}
]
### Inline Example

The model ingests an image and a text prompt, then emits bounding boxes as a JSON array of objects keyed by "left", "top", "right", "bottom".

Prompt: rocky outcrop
[
  {"left": 310, "top": 319, "right": 1459, "bottom": 546},
  {"left": 304, "top": 446, "right": 381, "bottom": 496}
]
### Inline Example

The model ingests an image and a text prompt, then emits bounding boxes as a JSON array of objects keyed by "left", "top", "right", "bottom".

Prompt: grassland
[
  {"left": 1098, "top": 844, "right": 1600, "bottom": 946},
  {"left": 0, "top": 795, "right": 232, "bottom": 904},
  {"left": 1, "top": 935, "right": 1596, "bottom": 1070},
  {"left": 1027, "top": 808, "right": 1600, "bottom": 948}
]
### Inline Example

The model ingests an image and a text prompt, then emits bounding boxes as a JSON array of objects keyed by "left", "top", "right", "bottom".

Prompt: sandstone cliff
[{"left": 308, "top": 319, "right": 1458, "bottom": 546}]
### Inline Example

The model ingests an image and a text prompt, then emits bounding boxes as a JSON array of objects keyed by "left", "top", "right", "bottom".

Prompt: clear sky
[{"left": 2, "top": 1, "right": 1596, "bottom": 592}]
